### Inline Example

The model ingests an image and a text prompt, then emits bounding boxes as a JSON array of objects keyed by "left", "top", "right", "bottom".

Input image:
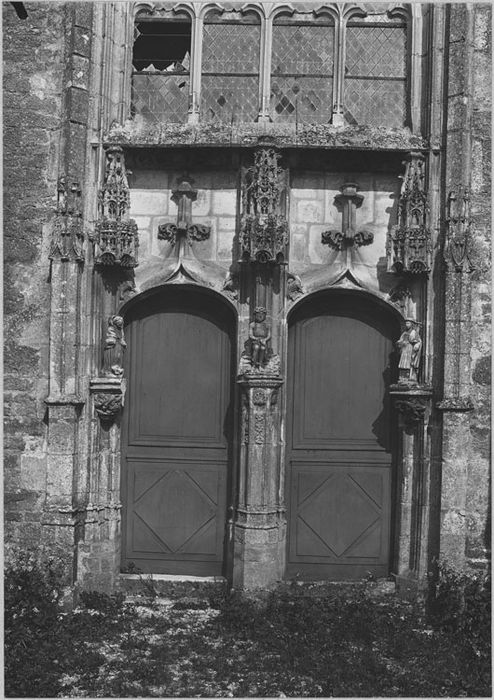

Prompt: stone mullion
[
  {"left": 258, "top": 10, "right": 273, "bottom": 124},
  {"left": 188, "top": 8, "right": 203, "bottom": 124}
]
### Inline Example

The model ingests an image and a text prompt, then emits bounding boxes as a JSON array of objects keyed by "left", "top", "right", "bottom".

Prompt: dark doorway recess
[
  {"left": 121, "top": 286, "right": 236, "bottom": 575},
  {"left": 286, "top": 291, "right": 400, "bottom": 580}
]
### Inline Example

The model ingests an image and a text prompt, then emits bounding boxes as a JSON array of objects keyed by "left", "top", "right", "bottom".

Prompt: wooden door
[
  {"left": 122, "top": 288, "right": 234, "bottom": 575},
  {"left": 286, "top": 293, "right": 397, "bottom": 580}
]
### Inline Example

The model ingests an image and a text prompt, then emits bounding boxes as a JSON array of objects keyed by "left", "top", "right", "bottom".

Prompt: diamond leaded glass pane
[
  {"left": 344, "top": 24, "right": 407, "bottom": 126},
  {"left": 270, "top": 24, "right": 334, "bottom": 124},
  {"left": 345, "top": 25, "right": 406, "bottom": 78},
  {"left": 131, "top": 73, "right": 189, "bottom": 123},
  {"left": 201, "top": 75, "right": 259, "bottom": 123},
  {"left": 272, "top": 25, "right": 334, "bottom": 75},
  {"left": 201, "top": 23, "right": 260, "bottom": 122},
  {"left": 202, "top": 23, "right": 260, "bottom": 74},
  {"left": 344, "top": 77, "right": 406, "bottom": 127}
]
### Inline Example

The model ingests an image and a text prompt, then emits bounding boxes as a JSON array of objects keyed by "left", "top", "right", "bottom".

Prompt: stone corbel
[
  {"left": 90, "top": 377, "right": 126, "bottom": 425},
  {"left": 390, "top": 386, "right": 433, "bottom": 430}
]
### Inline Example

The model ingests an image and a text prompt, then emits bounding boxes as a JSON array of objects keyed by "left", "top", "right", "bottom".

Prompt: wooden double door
[
  {"left": 286, "top": 293, "right": 398, "bottom": 580},
  {"left": 121, "top": 288, "right": 235, "bottom": 575}
]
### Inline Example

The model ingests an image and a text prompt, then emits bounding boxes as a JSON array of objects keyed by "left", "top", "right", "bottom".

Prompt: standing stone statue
[
  {"left": 103, "top": 315, "right": 126, "bottom": 377},
  {"left": 397, "top": 319, "right": 422, "bottom": 383},
  {"left": 249, "top": 306, "right": 271, "bottom": 368}
]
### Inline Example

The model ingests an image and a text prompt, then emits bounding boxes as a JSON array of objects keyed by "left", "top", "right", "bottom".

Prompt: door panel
[
  {"left": 122, "top": 289, "right": 234, "bottom": 575},
  {"left": 286, "top": 294, "right": 397, "bottom": 580}
]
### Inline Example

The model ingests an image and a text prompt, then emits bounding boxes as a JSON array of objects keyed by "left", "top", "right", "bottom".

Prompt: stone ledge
[{"left": 105, "top": 120, "right": 427, "bottom": 152}]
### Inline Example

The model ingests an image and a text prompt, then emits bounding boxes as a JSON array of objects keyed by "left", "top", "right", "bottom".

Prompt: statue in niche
[
  {"left": 103, "top": 315, "right": 126, "bottom": 377},
  {"left": 397, "top": 319, "right": 422, "bottom": 383},
  {"left": 249, "top": 307, "right": 271, "bottom": 368}
]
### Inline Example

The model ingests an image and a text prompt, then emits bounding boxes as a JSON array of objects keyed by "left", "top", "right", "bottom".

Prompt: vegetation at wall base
[{"left": 4, "top": 560, "right": 491, "bottom": 698}]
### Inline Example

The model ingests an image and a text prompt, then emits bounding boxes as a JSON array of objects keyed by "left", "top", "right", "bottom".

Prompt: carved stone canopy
[
  {"left": 239, "top": 148, "right": 289, "bottom": 264},
  {"left": 93, "top": 147, "right": 139, "bottom": 268},
  {"left": 387, "top": 155, "right": 432, "bottom": 275}
]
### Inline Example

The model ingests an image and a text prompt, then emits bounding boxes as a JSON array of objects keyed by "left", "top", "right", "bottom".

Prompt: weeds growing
[{"left": 4, "top": 559, "right": 491, "bottom": 697}]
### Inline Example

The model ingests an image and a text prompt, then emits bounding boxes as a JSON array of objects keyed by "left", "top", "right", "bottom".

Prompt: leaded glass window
[
  {"left": 201, "top": 10, "right": 260, "bottom": 123},
  {"left": 131, "top": 18, "right": 191, "bottom": 123},
  {"left": 344, "top": 13, "right": 408, "bottom": 128},
  {"left": 270, "top": 14, "right": 335, "bottom": 124}
]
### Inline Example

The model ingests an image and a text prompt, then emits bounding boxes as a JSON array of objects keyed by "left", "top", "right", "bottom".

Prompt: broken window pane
[
  {"left": 270, "top": 17, "right": 335, "bottom": 124},
  {"left": 131, "top": 21, "right": 191, "bottom": 123},
  {"left": 201, "top": 11, "right": 260, "bottom": 123}
]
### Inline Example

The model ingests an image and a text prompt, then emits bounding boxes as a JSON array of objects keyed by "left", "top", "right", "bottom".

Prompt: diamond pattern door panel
[
  {"left": 122, "top": 288, "right": 234, "bottom": 575},
  {"left": 286, "top": 294, "right": 398, "bottom": 580}
]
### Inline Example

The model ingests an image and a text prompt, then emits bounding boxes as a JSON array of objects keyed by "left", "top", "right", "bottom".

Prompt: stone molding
[{"left": 436, "top": 397, "right": 474, "bottom": 412}]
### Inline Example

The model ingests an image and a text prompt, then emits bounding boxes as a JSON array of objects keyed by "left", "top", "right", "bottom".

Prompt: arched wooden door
[
  {"left": 121, "top": 287, "right": 235, "bottom": 575},
  {"left": 286, "top": 292, "right": 399, "bottom": 580}
]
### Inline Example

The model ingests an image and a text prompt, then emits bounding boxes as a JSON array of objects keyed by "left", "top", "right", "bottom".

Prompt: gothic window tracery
[{"left": 128, "top": 2, "right": 413, "bottom": 130}]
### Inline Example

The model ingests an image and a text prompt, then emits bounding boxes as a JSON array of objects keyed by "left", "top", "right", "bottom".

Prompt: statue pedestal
[{"left": 232, "top": 374, "right": 285, "bottom": 589}]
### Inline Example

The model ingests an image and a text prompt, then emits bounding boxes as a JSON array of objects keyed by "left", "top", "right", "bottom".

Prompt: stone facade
[{"left": 3, "top": 2, "right": 491, "bottom": 594}]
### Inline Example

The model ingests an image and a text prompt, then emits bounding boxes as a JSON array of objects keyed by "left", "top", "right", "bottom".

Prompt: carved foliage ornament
[
  {"left": 444, "top": 188, "right": 474, "bottom": 273},
  {"left": 240, "top": 149, "right": 289, "bottom": 264},
  {"left": 93, "top": 147, "right": 139, "bottom": 268},
  {"left": 394, "top": 398, "right": 427, "bottom": 427},
  {"left": 321, "top": 183, "right": 374, "bottom": 251},
  {"left": 49, "top": 177, "right": 85, "bottom": 262},
  {"left": 387, "top": 156, "right": 432, "bottom": 274},
  {"left": 94, "top": 393, "right": 123, "bottom": 422},
  {"left": 158, "top": 175, "right": 211, "bottom": 246}
]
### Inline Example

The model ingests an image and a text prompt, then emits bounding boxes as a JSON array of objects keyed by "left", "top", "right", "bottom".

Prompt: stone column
[
  {"left": 233, "top": 146, "right": 289, "bottom": 588},
  {"left": 391, "top": 387, "right": 432, "bottom": 596},
  {"left": 233, "top": 376, "right": 285, "bottom": 588}
]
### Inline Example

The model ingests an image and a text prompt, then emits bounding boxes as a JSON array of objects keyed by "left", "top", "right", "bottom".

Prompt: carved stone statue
[
  {"left": 249, "top": 307, "right": 271, "bottom": 368},
  {"left": 397, "top": 319, "right": 422, "bottom": 383},
  {"left": 103, "top": 315, "right": 126, "bottom": 377}
]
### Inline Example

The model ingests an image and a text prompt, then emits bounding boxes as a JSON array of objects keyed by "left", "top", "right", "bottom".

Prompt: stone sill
[
  {"left": 120, "top": 574, "right": 226, "bottom": 583},
  {"left": 105, "top": 120, "right": 427, "bottom": 152}
]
